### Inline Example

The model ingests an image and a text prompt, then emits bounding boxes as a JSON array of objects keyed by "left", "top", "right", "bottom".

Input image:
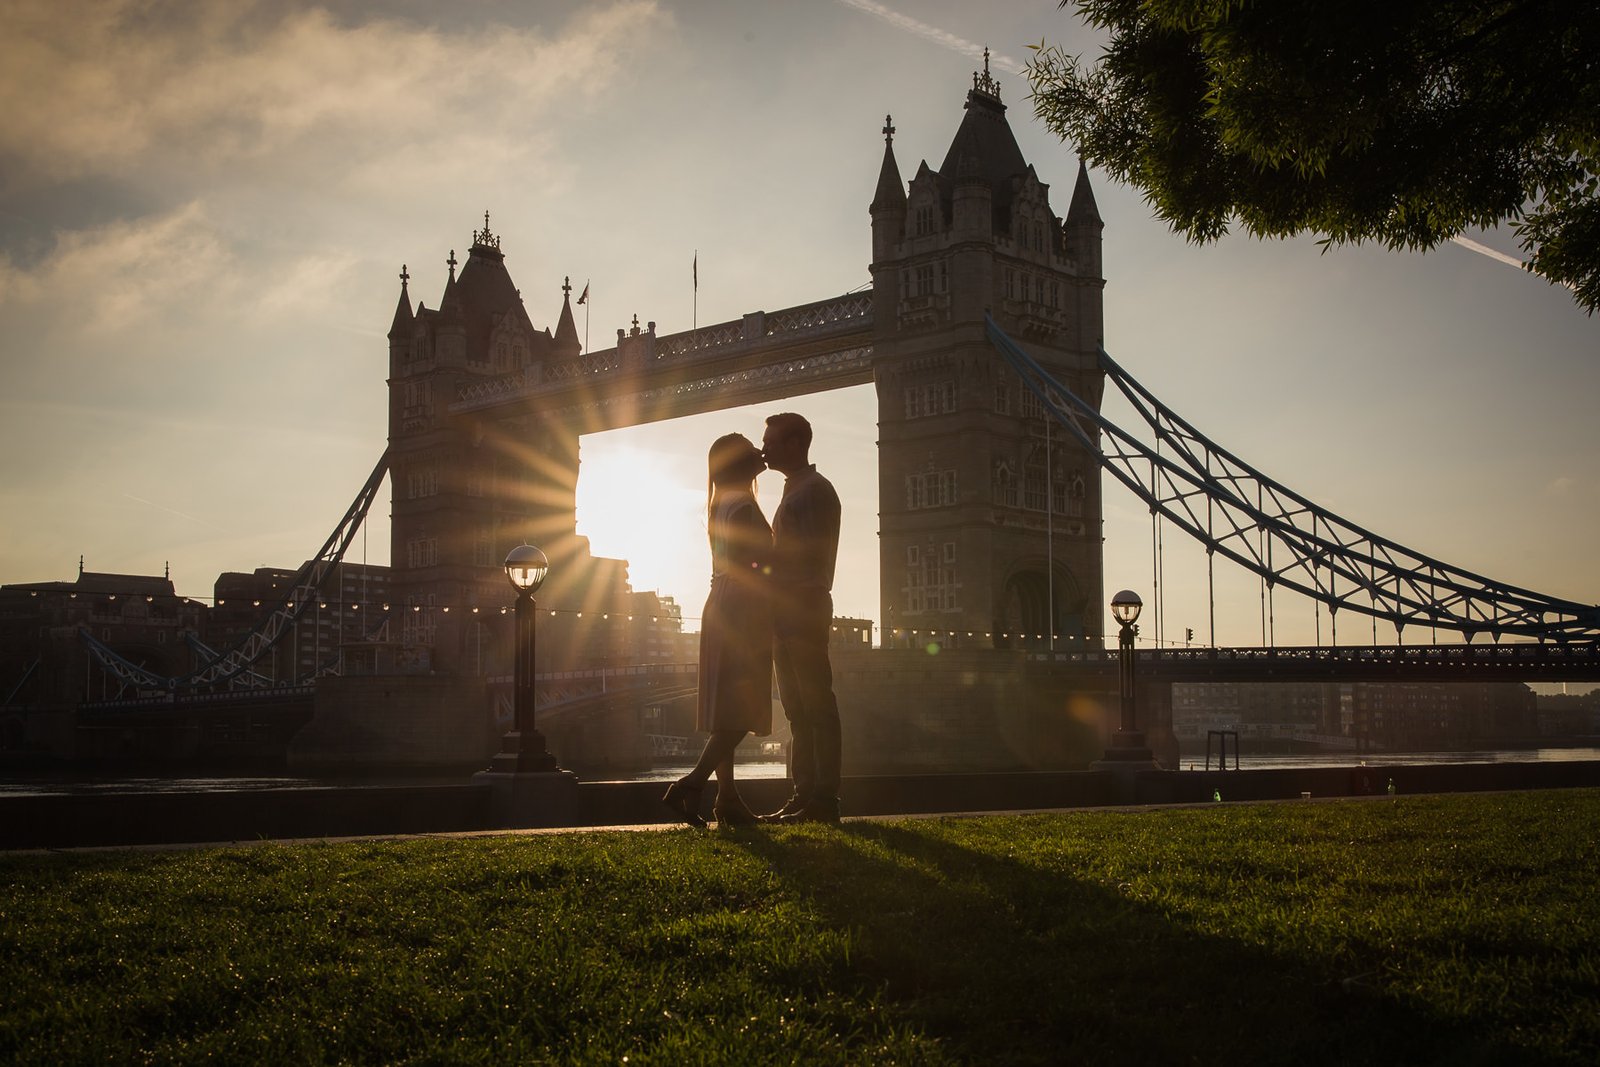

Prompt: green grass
[{"left": 2, "top": 791, "right": 1598, "bottom": 1065}]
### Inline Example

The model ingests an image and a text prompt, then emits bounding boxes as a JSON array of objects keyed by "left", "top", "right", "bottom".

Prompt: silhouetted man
[{"left": 759, "top": 411, "right": 842, "bottom": 824}]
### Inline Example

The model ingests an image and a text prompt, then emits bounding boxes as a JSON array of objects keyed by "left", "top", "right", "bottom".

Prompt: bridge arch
[{"left": 995, "top": 559, "right": 1089, "bottom": 650}]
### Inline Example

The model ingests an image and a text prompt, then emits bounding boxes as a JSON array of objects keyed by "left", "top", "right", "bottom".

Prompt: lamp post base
[
  {"left": 1092, "top": 730, "right": 1160, "bottom": 771},
  {"left": 487, "top": 730, "right": 560, "bottom": 774}
]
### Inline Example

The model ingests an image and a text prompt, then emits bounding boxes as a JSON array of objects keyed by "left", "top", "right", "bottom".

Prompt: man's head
[{"left": 761, "top": 412, "right": 812, "bottom": 474}]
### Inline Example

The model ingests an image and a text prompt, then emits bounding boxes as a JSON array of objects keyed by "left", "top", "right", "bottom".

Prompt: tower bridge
[{"left": 33, "top": 61, "right": 1598, "bottom": 772}]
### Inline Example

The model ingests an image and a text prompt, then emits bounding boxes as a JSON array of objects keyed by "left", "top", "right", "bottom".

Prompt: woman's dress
[{"left": 697, "top": 490, "right": 773, "bottom": 735}]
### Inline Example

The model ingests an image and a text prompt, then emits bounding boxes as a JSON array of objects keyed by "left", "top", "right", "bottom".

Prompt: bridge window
[
  {"left": 915, "top": 264, "right": 934, "bottom": 296},
  {"left": 406, "top": 538, "right": 438, "bottom": 569},
  {"left": 406, "top": 465, "right": 439, "bottom": 500},
  {"left": 904, "top": 380, "right": 956, "bottom": 419},
  {"left": 994, "top": 381, "right": 1010, "bottom": 415},
  {"left": 905, "top": 469, "right": 957, "bottom": 510},
  {"left": 905, "top": 542, "right": 958, "bottom": 613},
  {"left": 915, "top": 205, "right": 935, "bottom": 236},
  {"left": 993, "top": 461, "right": 1018, "bottom": 507},
  {"left": 402, "top": 381, "right": 431, "bottom": 418},
  {"left": 1019, "top": 388, "right": 1044, "bottom": 420},
  {"left": 1023, "top": 453, "right": 1047, "bottom": 511}
]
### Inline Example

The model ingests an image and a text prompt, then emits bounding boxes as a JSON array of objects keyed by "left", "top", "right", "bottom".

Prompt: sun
[{"left": 574, "top": 440, "right": 710, "bottom": 618}]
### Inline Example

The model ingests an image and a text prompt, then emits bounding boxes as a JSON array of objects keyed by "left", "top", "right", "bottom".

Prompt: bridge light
[
  {"left": 251, "top": 600, "right": 259, "bottom": 607},
  {"left": 504, "top": 543, "right": 549, "bottom": 596},
  {"left": 1110, "top": 589, "right": 1143, "bottom": 627}
]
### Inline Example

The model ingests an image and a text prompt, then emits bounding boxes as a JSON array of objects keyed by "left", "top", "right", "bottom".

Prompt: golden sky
[{"left": 1, "top": 0, "right": 1596, "bottom": 653}]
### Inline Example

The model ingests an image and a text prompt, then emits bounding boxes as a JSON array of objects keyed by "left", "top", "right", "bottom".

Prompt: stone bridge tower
[
  {"left": 871, "top": 59, "right": 1106, "bottom": 649},
  {"left": 386, "top": 216, "right": 589, "bottom": 672}
]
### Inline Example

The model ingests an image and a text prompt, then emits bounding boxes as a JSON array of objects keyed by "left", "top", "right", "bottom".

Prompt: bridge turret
[
  {"left": 387, "top": 265, "right": 414, "bottom": 378},
  {"left": 870, "top": 114, "right": 907, "bottom": 265},
  {"left": 552, "top": 276, "right": 581, "bottom": 360},
  {"left": 1063, "top": 160, "right": 1105, "bottom": 354}
]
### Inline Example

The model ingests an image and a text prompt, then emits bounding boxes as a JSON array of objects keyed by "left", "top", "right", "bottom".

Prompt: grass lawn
[{"left": 2, "top": 790, "right": 1597, "bottom": 1065}]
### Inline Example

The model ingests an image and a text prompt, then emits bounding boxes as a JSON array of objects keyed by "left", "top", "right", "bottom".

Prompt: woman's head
[{"left": 708, "top": 433, "right": 763, "bottom": 490}]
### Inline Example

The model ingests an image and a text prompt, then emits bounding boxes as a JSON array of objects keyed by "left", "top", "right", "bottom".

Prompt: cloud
[
  {"left": 0, "top": 201, "right": 232, "bottom": 332},
  {"left": 833, "top": 0, "right": 1022, "bottom": 72},
  {"left": 0, "top": 0, "right": 670, "bottom": 186}
]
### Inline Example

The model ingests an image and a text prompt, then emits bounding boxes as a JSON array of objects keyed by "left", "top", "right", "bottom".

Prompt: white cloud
[
  {"left": 0, "top": 201, "right": 232, "bottom": 332},
  {"left": 833, "top": 0, "right": 1022, "bottom": 72},
  {"left": 0, "top": 0, "right": 670, "bottom": 185}
]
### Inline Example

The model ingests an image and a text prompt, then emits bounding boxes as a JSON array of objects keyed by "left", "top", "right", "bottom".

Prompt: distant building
[
  {"left": 1172, "top": 679, "right": 1538, "bottom": 752},
  {"left": 0, "top": 565, "right": 207, "bottom": 709},
  {"left": 210, "top": 563, "right": 392, "bottom": 683}
]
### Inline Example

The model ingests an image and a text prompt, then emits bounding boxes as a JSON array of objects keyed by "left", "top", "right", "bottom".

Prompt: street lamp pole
[
  {"left": 490, "top": 543, "right": 558, "bottom": 773},
  {"left": 1095, "top": 588, "right": 1157, "bottom": 768}
]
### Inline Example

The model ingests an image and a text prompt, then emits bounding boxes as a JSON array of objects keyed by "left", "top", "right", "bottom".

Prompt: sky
[{"left": 2, "top": 0, "right": 1597, "bottom": 666}]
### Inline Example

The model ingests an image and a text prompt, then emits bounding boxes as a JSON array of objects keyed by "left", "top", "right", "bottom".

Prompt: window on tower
[{"left": 904, "top": 380, "right": 956, "bottom": 419}]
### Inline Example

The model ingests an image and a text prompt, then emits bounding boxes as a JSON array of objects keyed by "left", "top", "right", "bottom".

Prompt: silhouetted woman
[{"left": 662, "top": 433, "right": 773, "bottom": 827}]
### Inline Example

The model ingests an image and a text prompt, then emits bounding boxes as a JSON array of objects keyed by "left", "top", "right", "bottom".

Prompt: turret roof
[
  {"left": 933, "top": 63, "right": 1031, "bottom": 226},
  {"left": 553, "top": 277, "right": 580, "bottom": 353},
  {"left": 387, "top": 265, "right": 414, "bottom": 339},
  {"left": 1066, "top": 159, "right": 1102, "bottom": 226},
  {"left": 871, "top": 114, "right": 907, "bottom": 214}
]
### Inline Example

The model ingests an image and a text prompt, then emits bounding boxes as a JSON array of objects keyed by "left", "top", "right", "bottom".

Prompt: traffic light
[{"left": 1185, "top": 627, "right": 1194, "bottom": 646}]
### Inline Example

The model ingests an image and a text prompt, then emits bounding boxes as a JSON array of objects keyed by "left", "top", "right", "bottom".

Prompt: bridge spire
[
  {"left": 388, "top": 266, "right": 414, "bottom": 339},
  {"left": 553, "top": 275, "right": 580, "bottom": 357},
  {"left": 871, "top": 113, "right": 906, "bottom": 216}
]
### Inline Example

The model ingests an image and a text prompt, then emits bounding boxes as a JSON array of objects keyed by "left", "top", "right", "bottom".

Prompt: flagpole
[
  {"left": 693, "top": 249, "right": 698, "bottom": 330},
  {"left": 578, "top": 278, "right": 590, "bottom": 353}
]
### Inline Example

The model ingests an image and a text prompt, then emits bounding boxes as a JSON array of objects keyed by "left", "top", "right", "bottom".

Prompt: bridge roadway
[
  {"left": 1029, "top": 642, "right": 1600, "bottom": 684},
  {"left": 451, "top": 291, "right": 875, "bottom": 428}
]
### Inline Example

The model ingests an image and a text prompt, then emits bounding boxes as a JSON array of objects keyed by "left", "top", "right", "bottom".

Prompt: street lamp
[
  {"left": 489, "top": 544, "right": 559, "bottom": 773},
  {"left": 1099, "top": 588, "right": 1156, "bottom": 766}
]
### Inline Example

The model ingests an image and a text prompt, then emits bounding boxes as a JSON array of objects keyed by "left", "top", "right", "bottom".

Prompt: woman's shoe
[
  {"left": 712, "top": 796, "right": 759, "bottom": 828},
  {"left": 661, "top": 779, "right": 707, "bottom": 828}
]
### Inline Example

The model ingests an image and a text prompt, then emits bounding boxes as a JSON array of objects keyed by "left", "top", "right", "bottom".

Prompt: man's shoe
[
  {"left": 776, "top": 805, "right": 840, "bottom": 826},
  {"left": 757, "top": 795, "right": 806, "bottom": 824}
]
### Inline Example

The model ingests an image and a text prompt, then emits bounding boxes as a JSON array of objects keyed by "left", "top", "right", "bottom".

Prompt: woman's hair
[{"left": 707, "top": 433, "right": 758, "bottom": 538}]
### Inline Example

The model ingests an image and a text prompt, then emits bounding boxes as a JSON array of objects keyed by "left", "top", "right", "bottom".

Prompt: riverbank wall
[{"left": 4, "top": 759, "right": 1599, "bottom": 851}]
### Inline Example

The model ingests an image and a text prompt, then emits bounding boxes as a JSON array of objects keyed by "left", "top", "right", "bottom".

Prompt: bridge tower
[
  {"left": 386, "top": 217, "right": 586, "bottom": 672},
  {"left": 871, "top": 60, "right": 1107, "bottom": 648}
]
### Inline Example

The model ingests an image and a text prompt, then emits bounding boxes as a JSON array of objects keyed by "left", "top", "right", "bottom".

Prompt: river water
[{"left": 2, "top": 750, "right": 1595, "bottom": 797}]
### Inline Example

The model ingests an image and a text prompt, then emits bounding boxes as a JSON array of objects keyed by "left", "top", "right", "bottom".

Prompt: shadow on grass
[{"left": 727, "top": 819, "right": 1559, "bottom": 1067}]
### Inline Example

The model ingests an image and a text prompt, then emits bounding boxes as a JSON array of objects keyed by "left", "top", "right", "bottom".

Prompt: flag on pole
[
  {"left": 577, "top": 281, "right": 589, "bottom": 305},
  {"left": 693, "top": 251, "right": 698, "bottom": 291}
]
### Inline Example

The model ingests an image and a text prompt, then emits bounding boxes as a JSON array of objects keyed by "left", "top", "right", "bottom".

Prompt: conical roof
[
  {"left": 387, "top": 267, "right": 414, "bottom": 339},
  {"left": 553, "top": 279, "right": 580, "bottom": 354},
  {"left": 933, "top": 70, "right": 1030, "bottom": 226},
  {"left": 1066, "top": 160, "right": 1102, "bottom": 226},
  {"left": 871, "top": 116, "right": 906, "bottom": 214}
]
